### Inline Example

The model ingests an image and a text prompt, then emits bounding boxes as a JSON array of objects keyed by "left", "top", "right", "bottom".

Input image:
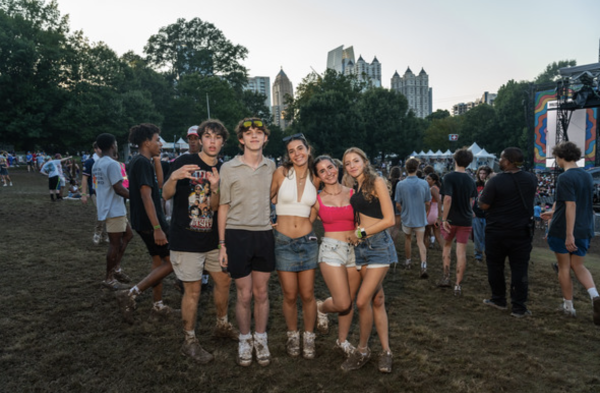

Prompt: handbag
[{"left": 511, "top": 173, "right": 535, "bottom": 240}]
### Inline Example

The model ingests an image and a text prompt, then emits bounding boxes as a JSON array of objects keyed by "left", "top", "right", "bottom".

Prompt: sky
[{"left": 54, "top": 0, "right": 600, "bottom": 112}]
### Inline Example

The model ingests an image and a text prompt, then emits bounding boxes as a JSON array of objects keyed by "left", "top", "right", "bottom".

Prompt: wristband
[
  {"left": 212, "top": 187, "right": 219, "bottom": 195},
  {"left": 219, "top": 240, "right": 225, "bottom": 244},
  {"left": 153, "top": 224, "right": 161, "bottom": 230},
  {"left": 355, "top": 228, "right": 362, "bottom": 239},
  {"left": 218, "top": 243, "right": 226, "bottom": 249}
]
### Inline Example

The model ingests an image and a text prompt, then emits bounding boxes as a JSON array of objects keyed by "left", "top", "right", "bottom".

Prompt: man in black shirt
[
  {"left": 439, "top": 148, "right": 477, "bottom": 295},
  {"left": 479, "top": 147, "right": 537, "bottom": 318},
  {"left": 116, "top": 124, "right": 178, "bottom": 323}
]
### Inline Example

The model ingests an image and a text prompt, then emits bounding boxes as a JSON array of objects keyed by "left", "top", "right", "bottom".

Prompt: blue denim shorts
[
  {"left": 547, "top": 236, "right": 590, "bottom": 257},
  {"left": 274, "top": 230, "right": 319, "bottom": 272},
  {"left": 354, "top": 230, "right": 398, "bottom": 267},
  {"left": 319, "top": 237, "right": 356, "bottom": 268}
]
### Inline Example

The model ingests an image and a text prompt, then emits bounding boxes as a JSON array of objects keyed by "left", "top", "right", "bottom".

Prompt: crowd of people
[{"left": 13, "top": 118, "right": 599, "bottom": 374}]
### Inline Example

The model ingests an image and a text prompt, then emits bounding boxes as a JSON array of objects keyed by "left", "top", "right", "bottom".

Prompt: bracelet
[
  {"left": 212, "top": 187, "right": 219, "bottom": 195},
  {"left": 356, "top": 228, "right": 362, "bottom": 239},
  {"left": 218, "top": 240, "right": 225, "bottom": 244},
  {"left": 153, "top": 224, "right": 161, "bottom": 230},
  {"left": 218, "top": 243, "right": 226, "bottom": 249}
]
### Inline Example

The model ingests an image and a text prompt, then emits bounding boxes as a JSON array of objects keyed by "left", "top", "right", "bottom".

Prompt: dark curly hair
[
  {"left": 129, "top": 123, "right": 160, "bottom": 147},
  {"left": 552, "top": 141, "right": 581, "bottom": 162}
]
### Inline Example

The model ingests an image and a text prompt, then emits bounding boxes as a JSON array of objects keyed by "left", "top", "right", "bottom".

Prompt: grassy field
[{"left": 1, "top": 168, "right": 600, "bottom": 393}]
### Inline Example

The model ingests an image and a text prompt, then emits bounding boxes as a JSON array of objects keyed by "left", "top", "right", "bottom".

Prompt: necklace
[{"left": 321, "top": 186, "right": 343, "bottom": 196}]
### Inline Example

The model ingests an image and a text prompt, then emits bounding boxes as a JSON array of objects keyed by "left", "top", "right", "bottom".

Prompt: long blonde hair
[{"left": 342, "top": 147, "right": 380, "bottom": 202}]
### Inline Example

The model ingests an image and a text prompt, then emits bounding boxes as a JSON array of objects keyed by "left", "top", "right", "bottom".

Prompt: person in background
[{"left": 473, "top": 166, "right": 492, "bottom": 263}]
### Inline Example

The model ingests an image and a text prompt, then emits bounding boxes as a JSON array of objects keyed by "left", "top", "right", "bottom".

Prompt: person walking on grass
[
  {"left": 344, "top": 147, "right": 396, "bottom": 373},
  {"left": 218, "top": 118, "right": 276, "bottom": 367},
  {"left": 81, "top": 142, "right": 108, "bottom": 245},
  {"left": 0, "top": 152, "right": 12, "bottom": 187},
  {"left": 473, "top": 165, "right": 492, "bottom": 263},
  {"left": 92, "top": 134, "right": 132, "bottom": 290},
  {"left": 438, "top": 147, "right": 477, "bottom": 296},
  {"left": 270, "top": 133, "right": 319, "bottom": 360},
  {"left": 163, "top": 119, "right": 238, "bottom": 364},
  {"left": 541, "top": 141, "right": 600, "bottom": 325},
  {"left": 395, "top": 157, "right": 431, "bottom": 278},
  {"left": 478, "top": 148, "right": 537, "bottom": 318},
  {"left": 115, "top": 124, "right": 178, "bottom": 322}
]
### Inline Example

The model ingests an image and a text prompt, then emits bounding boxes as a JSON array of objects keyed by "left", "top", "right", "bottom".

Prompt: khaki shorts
[
  {"left": 171, "top": 249, "right": 220, "bottom": 282},
  {"left": 106, "top": 216, "right": 128, "bottom": 233},
  {"left": 402, "top": 225, "right": 425, "bottom": 235}
]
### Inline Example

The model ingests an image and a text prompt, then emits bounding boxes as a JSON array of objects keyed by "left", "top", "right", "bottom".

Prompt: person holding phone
[{"left": 270, "top": 133, "right": 320, "bottom": 359}]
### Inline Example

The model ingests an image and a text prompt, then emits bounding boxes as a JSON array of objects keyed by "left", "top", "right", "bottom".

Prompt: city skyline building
[
  {"left": 452, "top": 91, "right": 497, "bottom": 116},
  {"left": 244, "top": 76, "right": 272, "bottom": 110},
  {"left": 327, "top": 45, "right": 382, "bottom": 87},
  {"left": 391, "top": 67, "right": 432, "bottom": 118},
  {"left": 272, "top": 68, "right": 293, "bottom": 129}
]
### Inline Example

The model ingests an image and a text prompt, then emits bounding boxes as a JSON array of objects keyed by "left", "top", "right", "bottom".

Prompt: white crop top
[{"left": 276, "top": 169, "right": 317, "bottom": 218}]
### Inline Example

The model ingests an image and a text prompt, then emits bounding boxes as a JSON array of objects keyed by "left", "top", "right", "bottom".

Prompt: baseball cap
[{"left": 187, "top": 126, "right": 199, "bottom": 137}]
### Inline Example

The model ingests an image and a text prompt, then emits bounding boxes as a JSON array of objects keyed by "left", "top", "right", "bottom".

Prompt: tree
[
  {"left": 492, "top": 79, "right": 530, "bottom": 155},
  {"left": 458, "top": 104, "right": 498, "bottom": 149},
  {"left": 534, "top": 60, "right": 576, "bottom": 84},
  {"left": 144, "top": 18, "right": 248, "bottom": 91},
  {"left": 426, "top": 109, "right": 450, "bottom": 121},
  {"left": 423, "top": 117, "right": 463, "bottom": 152}
]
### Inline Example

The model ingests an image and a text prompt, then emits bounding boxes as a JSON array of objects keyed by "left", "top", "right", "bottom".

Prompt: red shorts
[{"left": 441, "top": 225, "right": 472, "bottom": 244}]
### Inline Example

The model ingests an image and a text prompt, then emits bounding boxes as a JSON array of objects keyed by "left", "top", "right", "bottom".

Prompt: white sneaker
[
  {"left": 92, "top": 233, "right": 101, "bottom": 245},
  {"left": 286, "top": 331, "right": 300, "bottom": 357},
  {"left": 303, "top": 331, "right": 316, "bottom": 359},
  {"left": 237, "top": 335, "right": 253, "bottom": 367},
  {"left": 335, "top": 339, "right": 355, "bottom": 358},
  {"left": 316, "top": 300, "right": 329, "bottom": 334},
  {"left": 9, "top": 182, "right": 12, "bottom": 186},
  {"left": 253, "top": 333, "right": 271, "bottom": 366}
]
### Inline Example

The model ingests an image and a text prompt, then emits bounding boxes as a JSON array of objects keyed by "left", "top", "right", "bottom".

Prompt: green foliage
[
  {"left": 423, "top": 117, "right": 463, "bottom": 152},
  {"left": 426, "top": 109, "right": 450, "bottom": 121},
  {"left": 534, "top": 60, "right": 577, "bottom": 84}
]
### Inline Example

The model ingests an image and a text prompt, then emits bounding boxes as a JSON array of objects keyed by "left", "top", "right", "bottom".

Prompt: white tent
[
  {"left": 434, "top": 149, "right": 443, "bottom": 158},
  {"left": 418, "top": 151, "right": 426, "bottom": 156},
  {"left": 175, "top": 137, "right": 189, "bottom": 150},
  {"left": 470, "top": 148, "right": 496, "bottom": 169},
  {"left": 468, "top": 142, "right": 482, "bottom": 156},
  {"left": 443, "top": 149, "right": 452, "bottom": 158},
  {"left": 410, "top": 151, "right": 418, "bottom": 157}
]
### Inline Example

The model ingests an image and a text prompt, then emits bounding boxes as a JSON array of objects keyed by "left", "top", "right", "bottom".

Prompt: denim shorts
[
  {"left": 354, "top": 230, "right": 398, "bottom": 267},
  {"left": 274, "top": 230, "right": 319, "bottom": 272},
  {"left": 547, "top": 236, "right": 590, "bottom": 257},
  {"left": 319, "top": 237, "right": 356, "bottom": 268}
]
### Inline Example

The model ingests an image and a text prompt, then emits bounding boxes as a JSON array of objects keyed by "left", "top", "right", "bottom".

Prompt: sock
[
  {"left": 357, "top": 344, "right": 369, "bottom": 355},
  {"left": 153, "top": 300, "right": 164, "bottom": 310},
  {"left": 239, "top": 332, "right": 252, "bottom": 341},
  {"left": 430, "top": 236, "right": 435, "bottom": 243},
  {"left": 254, "top": 331, "right": 267, "bottom": 340},
  {"left": 129, "top": 286, "right": 141, "bottom": 299},
  {"left": 217, "top": 315, "right": 228, "bottom": 325},
  {"left": 405, "top": 258, "right": 411, "bottom": 265},
  {"left": 588, "top": 287, "right": 599, "bottom": 299},
  {"left": 563, "top": 299, "right": 574, "bottom": 311},
  {"left": 184, "top": 330, "right": 196, "bottom": 340},
  {"left": 421, "top": 261, "right": 427, "bottom": 268}
]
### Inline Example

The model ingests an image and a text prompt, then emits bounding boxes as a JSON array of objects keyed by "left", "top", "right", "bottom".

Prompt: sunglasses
[
  {"left": 242, "top": 120, "right": 264, "bottom": 129},
  {"left": 283, "top": 133, "right": 307, "bottom": 144}
]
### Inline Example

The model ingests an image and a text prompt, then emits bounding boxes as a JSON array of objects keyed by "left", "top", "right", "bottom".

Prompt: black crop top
[{"left": 350, "top": 189, "right": 384, "bottom": 223}]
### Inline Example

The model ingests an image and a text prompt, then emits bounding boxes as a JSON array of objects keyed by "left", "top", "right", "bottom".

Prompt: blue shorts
[
  {"left": 547, "top": 236, "right": 590, "bottom": 257},
  {"left": 354, "top": 230, "right": 398, "bottom": 267},
  {"left": 274, "top": 230, "right": 318, "bottom": 272}
]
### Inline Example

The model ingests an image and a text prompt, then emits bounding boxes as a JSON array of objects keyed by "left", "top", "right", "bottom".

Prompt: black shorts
[
  {"left": 225, "top": 229, "right": 275, "bottom": 279},
  {"left": 49, "top": 176, "right": 59, "bottom": 190},
  {"left": 136, "top": 230, "right": 170, "bottom": 258}
]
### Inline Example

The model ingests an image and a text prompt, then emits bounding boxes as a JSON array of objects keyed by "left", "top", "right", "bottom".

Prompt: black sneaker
[
  {"left": 483, "top": 299, "right": 508, "bottom": 311},
  {"left": 511, "top": 309, "right": 532, "bottom": 318}
]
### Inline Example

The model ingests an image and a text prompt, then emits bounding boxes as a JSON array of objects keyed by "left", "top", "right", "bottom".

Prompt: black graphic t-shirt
[{"left": 168, "top": 153, "right": 221, "bottom": 253}]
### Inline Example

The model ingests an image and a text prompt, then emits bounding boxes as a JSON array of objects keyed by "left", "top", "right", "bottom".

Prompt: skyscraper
[
  {"left": 327, "top": 45, "right": 381, "bottom": 87},
  {"left": 272, "top": 68, "right": 294, "bottom": 129},
  {"left": 245, "top": 76, "right": 271, "bottom": 110},
  {"left": 391, "top": 67, "right": 432, "bottom": 118}
]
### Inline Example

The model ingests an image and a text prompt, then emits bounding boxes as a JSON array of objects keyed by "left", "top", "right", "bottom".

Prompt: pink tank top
[{"left": 317, "top": 190, "right": 355, "bottom": 232}]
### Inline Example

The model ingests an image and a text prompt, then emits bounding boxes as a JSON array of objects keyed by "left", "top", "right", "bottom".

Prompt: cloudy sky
[{"left": 55, "top": 0, "right": 599, "bottom": 111}]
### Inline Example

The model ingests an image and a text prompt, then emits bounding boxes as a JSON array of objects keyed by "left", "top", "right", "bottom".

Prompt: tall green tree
[
  {"left": 534, "top": 60, "right": 577, "bottom": 84},
  {"left": 492, "top": 79, "right": 530, "bottom": 155},
  {"left": 423, "top": 116, "right": 463, "bottom": 152},
  {"left": 144, "top": 17, "right": 248, "bottom": 91}
]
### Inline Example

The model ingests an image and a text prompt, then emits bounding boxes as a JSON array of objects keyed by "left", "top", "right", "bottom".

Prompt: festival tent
[
  {"left": 418, "top": 151, "right": 426, "bottom": 156},
  {"left": 426, "top": 149, "right": 435, "bottom": 156},
  {"left": 175, "top": 137, "right": 189, "bottom": 150},
  {"left": 410, "top": 151, "right": 418, "bottom": 157},
  {"left": 468, "top": 142, "right": 482, "bottom": 156},
  {"left": 434, "top": 149, "right": 443, "bottom": 158},
  {"left": 158, "top": 136, "right": 174, "bottom": 150},
  {"left": 443, "top": 149, "right": 452, "bottom": 158}
]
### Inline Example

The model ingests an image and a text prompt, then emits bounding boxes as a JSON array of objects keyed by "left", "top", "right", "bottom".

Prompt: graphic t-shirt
[
  {"left": 41, "top": 160, "right": 64, "bottom": 178},
  {"left": 92, "top": 156, "right": 126, "bottom": 220},
  {"left": 168, "top": 154, "right": 221, "bottom": 253},
  {"left": 127, "top": 155, "right": 168, "bottom": 232}
]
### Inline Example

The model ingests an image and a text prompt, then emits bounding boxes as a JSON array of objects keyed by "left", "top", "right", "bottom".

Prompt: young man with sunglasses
[{"left": 218, "top": 118, "right": 276, "bottom": 367}]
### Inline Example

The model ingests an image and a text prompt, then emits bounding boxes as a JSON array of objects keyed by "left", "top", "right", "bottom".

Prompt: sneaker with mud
[
  {"left": 214, "top": 321, "right": 240, "bottom": 341},
  {"left": 593, "top": 297, "right": 600, "bottom": 326},
  {"left": 115, "top": 290, "right": 137, "bottom": 324},
  {"left": 557, "top": 304, "right": 576, "bottom": 317},
  {"left": 420, "top": 267, "right": 429, "bottom": 279},
  {"left": 454, "top": 285, "right": 462, "bottom": 296},
  {"left": 303, "top": 331, "right": 316, "bottom": 359},
  {"left": 341, "top": 347, "right": 371, "bottom": 372},
  {"left": 253, "top": 333, "right": 271, "bottom": 366},
  {"left": 149, "top": 305, "right": 181, "bottom": 321},
  {"left": 92, "top": 233, "right": 101, "bottom": 245},
  {"left": 286, "top": 331, "right": 300, "bottom": 357},
  {"left": 404, "top": 260, "right": 413, "bottom": 270},
  {"left": 335, "top": 339, "right": 355, "bottom": 358},
  {"left": 316, "top": 300, "right": 329, "bottom": 334},
  {"left": 113, "top": 269, "right": 131, "bottom": 283},
  {"left": 378, "top": 350, "right": 393, "bottom": 373},
  {"left": 483, "top": 299, "right": 508, "bottom": 311},
  {"left": 437, "top": 276, "right": 451, "bottom": 288},
  {"left": 237, "top": 336, "right": 253, "bottom": 367},
  {"left": 181, "top": 337, "right": 214, "bottom": 364},
  {"left": 102, "top": 279, "right": 130, "bottom": 291}
]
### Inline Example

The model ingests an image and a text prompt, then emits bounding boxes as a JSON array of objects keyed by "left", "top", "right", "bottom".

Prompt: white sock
[
  {"left": 184, "top": 330, "right": 195, "bottom": 340},
  {"left": 254, "top": 332, "right": 267, "bottom": 340},
  {"left": 239, "top": 332, "right": 252, "bottom": 341},
  {"left": 588, "top": 287, "right": 599, "bottom": 299},
  {"left": 563, "top": 299, "right": 574, "bottom": 311},
  {"left": 405, "top": 258, "right": 411, "bottom": 265},
  {"left": 217, "top": 315, "right": 228, "bottom": 325},
  {"left": 153, "top": 300, "right": 164, "bottom": 310},
  {"left": 421, "top": 261, "right": 427, "bottom": 268},
  {"left": 129, "top": 286, "right": 140, "bottom": 299}
]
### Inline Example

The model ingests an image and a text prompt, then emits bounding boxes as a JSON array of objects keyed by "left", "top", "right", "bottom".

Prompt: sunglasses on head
[
  {"left": 242, "top": 120, "right": 264, "bottom": 129},
  {"left": 282, "top": 133, "right": 307, "bottom": 144}
]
